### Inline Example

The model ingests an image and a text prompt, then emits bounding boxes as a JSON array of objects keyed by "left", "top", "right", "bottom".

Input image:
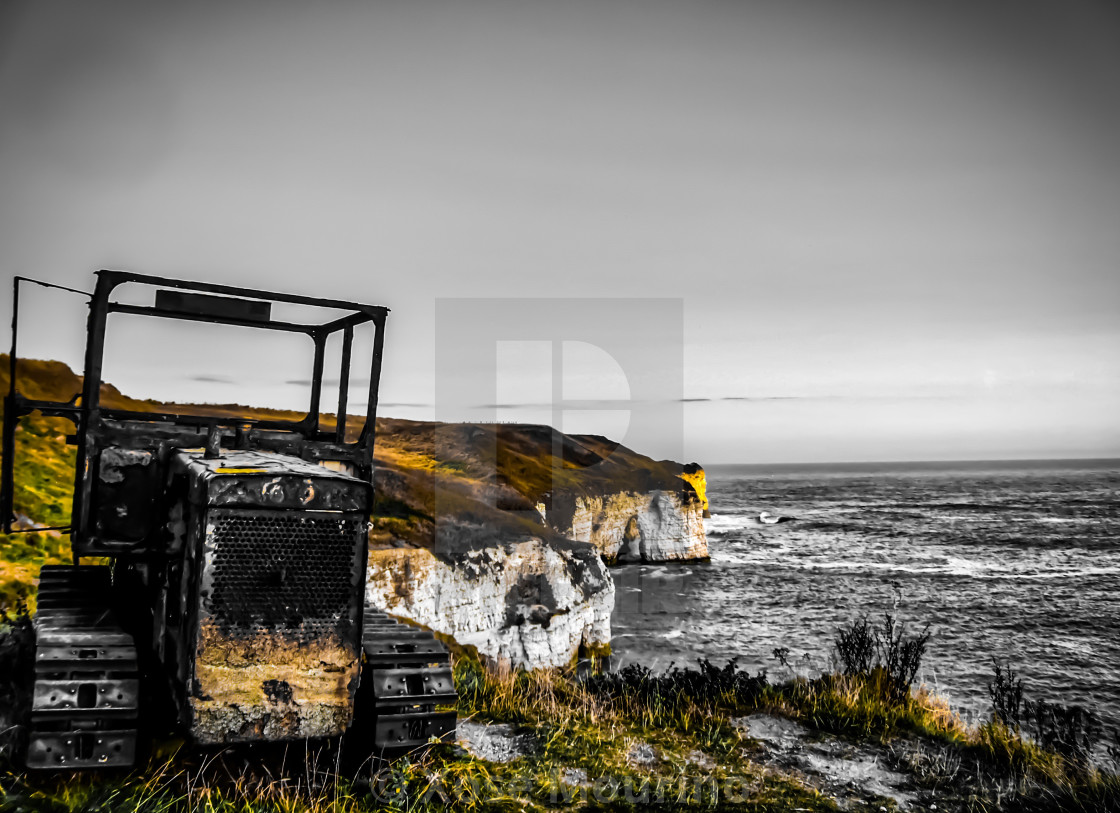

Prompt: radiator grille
[{"left": 206, "top": 510, "right": 364, "bottom": 639}]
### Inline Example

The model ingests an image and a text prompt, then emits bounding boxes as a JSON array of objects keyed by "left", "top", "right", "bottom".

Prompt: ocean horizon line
[{"left": 704, "top": 456, "right": 1120, "bottom": 473}]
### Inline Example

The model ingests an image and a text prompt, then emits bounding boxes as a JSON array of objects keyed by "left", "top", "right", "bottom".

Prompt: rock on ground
[
  {"left": 686, "top": 749, "right": 717, "bottom": 770},
  {"left": 561, "top": 767, "right": 590, "bottom": 787},
  {"left": 626, "top": 741, "right": 659, "bottom": 768},
  {"left": 456, "top": 720, "right": 538, "bottom": 764}
]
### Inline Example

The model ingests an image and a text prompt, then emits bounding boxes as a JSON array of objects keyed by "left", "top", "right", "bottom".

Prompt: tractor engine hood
[{"left": 171, "top": 449, "right": 371, "bottom": 513}]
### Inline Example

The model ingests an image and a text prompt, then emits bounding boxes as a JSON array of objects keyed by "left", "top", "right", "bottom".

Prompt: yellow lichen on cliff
[{"left": 679, "top": 464, "right": 710, "bottom": 517}]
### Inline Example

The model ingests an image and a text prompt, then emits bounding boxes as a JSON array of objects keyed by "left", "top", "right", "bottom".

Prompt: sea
[{"left": 609, "top": 459, "right": 1120, "bottom": 731}]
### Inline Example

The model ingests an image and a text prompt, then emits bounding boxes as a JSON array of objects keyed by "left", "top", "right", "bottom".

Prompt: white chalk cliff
[
  {"left": 545, "top": 488, "right": 708, "bottom": 562},
  {"left": 366, "top": 538, "right": 614, "bottom": 671},
  {"left": 364, "top": 421, "right": 709, "bottom": 669}
]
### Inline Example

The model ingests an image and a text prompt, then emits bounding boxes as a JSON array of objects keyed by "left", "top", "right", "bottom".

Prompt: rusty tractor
[{"left": 2, "top": 270, "right": 456, "bottom": 769}]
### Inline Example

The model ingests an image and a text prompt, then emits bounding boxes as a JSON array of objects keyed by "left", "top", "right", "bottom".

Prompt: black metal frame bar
[
  {"left": 2, "top": 270, "right": 389, "bottom": 543},
  {"left": 3, "top": 278, "right": 91, "bottom": 535},
  {"left": 337, "top": 325, "right": 354, "bottom": 444},
  {"left": 107, "top": 302, "right": 314, "bottom": 334}
]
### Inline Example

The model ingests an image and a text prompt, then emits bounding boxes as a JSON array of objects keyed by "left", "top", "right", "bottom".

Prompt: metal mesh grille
[{"left": 207, "top": 511, "right": 364, "bottom": 639}]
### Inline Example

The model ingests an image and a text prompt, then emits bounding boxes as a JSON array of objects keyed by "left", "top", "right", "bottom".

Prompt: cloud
[
  {"left": 189, "top": 375, "right": 235, "bottom": 384},
  {"left": 684, "top": 396, "right": 825, "bottom": 402}
]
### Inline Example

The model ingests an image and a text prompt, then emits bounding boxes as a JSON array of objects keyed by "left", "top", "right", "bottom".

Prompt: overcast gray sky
[{"left": 1, "top": 0, "right": 1118, "bottom": 463}]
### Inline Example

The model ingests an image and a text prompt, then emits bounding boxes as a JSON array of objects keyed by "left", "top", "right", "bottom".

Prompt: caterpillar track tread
[
  {"left": 27, "top": 565, "right": 140, "bottom": 769},
  {"left": 359, "top": 611, "right": 457, "bottom": 750}
]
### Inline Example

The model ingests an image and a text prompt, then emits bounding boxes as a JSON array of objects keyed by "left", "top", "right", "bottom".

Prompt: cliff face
[
  {"left": 366, "top": 538, "right": 613, "bottom": 670},
  {"left": 365, "top": 420, "right": 708, "bottom": 665},
  {"left": 371, "top": 421, "right": 709, "bottom": 565},
  {"left": 551, "top": 489, "right": 708, "bottom": 562}
]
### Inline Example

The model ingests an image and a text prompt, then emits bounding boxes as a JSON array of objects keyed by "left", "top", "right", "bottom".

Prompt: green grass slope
[{"left": 4, "top": 621, "right": 1116, "bottom": 812}]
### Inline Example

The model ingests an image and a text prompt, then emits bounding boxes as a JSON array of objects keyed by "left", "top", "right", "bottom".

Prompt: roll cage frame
[{"left": 2, "top": 269, "right": 388, "bottom": 552}]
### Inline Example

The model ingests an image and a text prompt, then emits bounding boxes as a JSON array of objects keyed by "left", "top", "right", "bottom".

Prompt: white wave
[{"left": 782, "top": 560, "right": 1120, "bottom": 580}]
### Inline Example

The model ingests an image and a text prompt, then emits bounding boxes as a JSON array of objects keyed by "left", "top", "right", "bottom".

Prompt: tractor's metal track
[
  {"left": 359, "top": 608, "right": 457, "bottom": 750},
  {"left": 27, "top": 565, "right": 139, "bottom": 769},
  {"left": 26, "top": 572, "right": 456, "bottom": 764}
]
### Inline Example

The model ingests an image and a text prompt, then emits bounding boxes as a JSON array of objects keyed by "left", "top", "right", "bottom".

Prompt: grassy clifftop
[
  {"left": 0, "top": 355, "right": 700, "bottom": 602},
  {"left": 370, "top": 417, "right": 700, "bottom": 554}
]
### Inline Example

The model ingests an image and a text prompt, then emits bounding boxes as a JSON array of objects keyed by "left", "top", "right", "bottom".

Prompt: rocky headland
[{"left": 365, "top": 418, "right": 708, "bottom": 669}]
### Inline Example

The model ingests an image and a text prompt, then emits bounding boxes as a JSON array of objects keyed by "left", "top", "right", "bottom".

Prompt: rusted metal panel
[
  {"left": 206, "top": 475, "right": 367, "bottom": 512},
  {"left": 172, "top": 449, "right": 371, "bottom": 512},
  {"left": 198, "top": 509, "right": 365, "bottom": 637},
  {"left": 189, "top": 624, "right": 360, "bottom": 743},
  {"left": 182, "top": 461, "right": 369, "bottom": 744},
  {"left": 94, "top": 447, "right": 160, "bottom": 543}
]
